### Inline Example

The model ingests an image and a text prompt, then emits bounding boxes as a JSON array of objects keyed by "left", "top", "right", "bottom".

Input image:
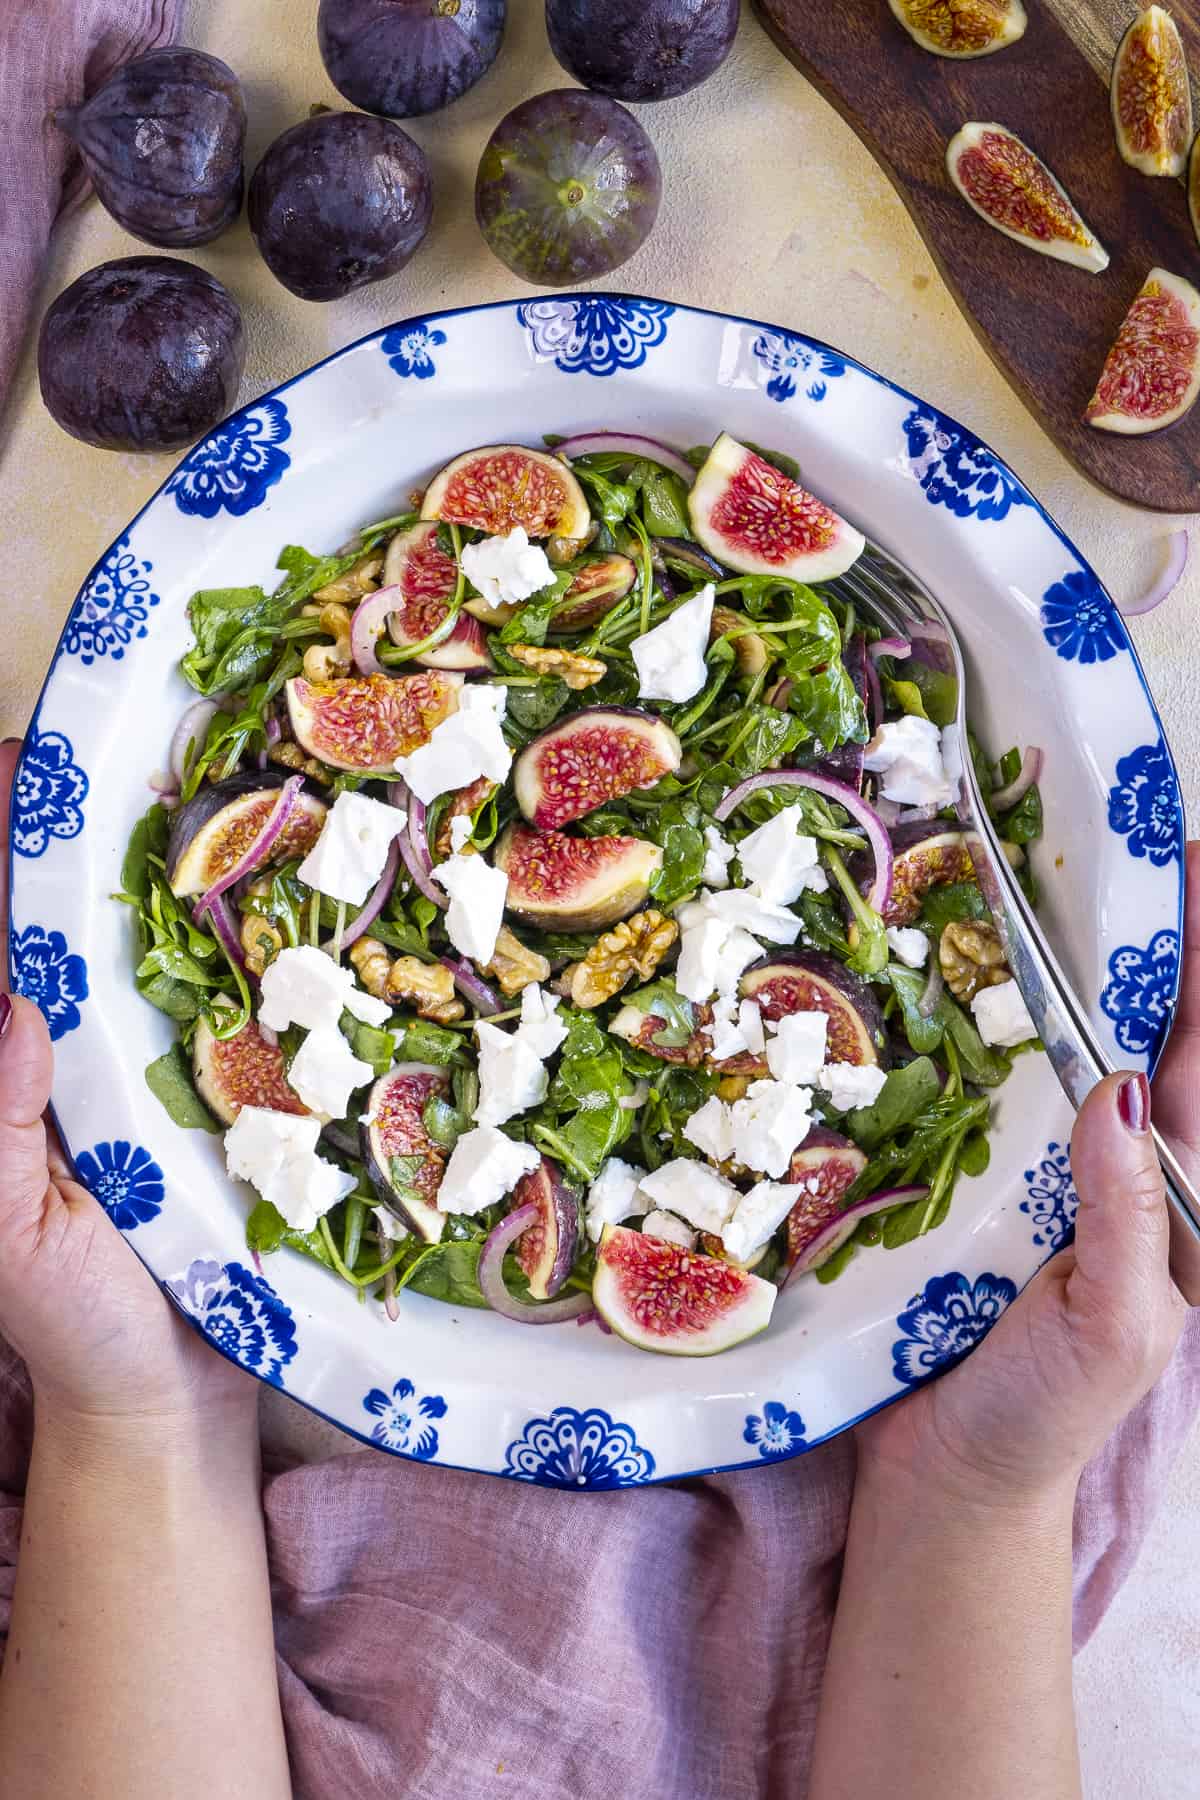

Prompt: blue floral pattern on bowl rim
[
  {"left": 7, "top": 293, "right": 1186, "bottom": 1487},
  {"left": 12, "top": 725, "right": 88, "bottom": 858}
]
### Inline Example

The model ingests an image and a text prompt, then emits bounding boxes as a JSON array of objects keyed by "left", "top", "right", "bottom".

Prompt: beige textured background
[{"left": 0, "top": 3, "right": 1195, "bottom": 1791}]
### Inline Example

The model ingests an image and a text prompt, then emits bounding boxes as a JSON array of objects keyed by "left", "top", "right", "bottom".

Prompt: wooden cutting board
[{"left": 753, "top": 0, "right": 1200, "bottom": 512}]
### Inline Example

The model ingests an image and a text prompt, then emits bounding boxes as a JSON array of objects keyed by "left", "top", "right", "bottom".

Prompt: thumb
[{"left": 0, "top": 994, "right": 56, "bottom": 1218}]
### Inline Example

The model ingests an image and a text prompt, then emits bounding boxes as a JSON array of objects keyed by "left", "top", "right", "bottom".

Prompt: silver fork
[{"left": 833, "top": 546, "right": 1200, "bottom": 1250}]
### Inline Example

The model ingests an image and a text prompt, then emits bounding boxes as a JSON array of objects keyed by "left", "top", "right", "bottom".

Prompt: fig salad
[{"left": 119, "top": 432, "right": 1043, "bottom": 1357}]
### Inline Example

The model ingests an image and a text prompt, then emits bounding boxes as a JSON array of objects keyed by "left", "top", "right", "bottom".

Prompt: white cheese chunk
[
  {"left": 971, "top": 978, "right": 1037, "bottom": 1048},
  {"left": 738, "top": 998, "right": 765, "bottom": 1054},
  {"left": 585, "top": 1156, "right": 648, "bottom": 1243},
  {"left": 224, "top": 1105, "right": 355, "bottom": 1233},
  {"left": 473, "top": 1021, "right": 549, "bottom": 1127},
  {"left": 701, "top": 824, "right": 735, "bottom": 888},
  {"left": 887, "top": 926, "right": 929, "bottom": 968},
  {"left": 735, "top": 810, "right": 828, "bottom": 905},
  {"left": 637, "top": 1158, "right": 739, "bottom": 1235},
  {"left": 721, "top": 1178, "right": 799, "bottom": 1264},
  {"left": 641, "top": 1210, "right": 697, "bottom": 1250},
  {"left": 703, "top": 887, "right": 804, "bottom": 945},
  {"left": 862, "top": 715, "right": 953, "bottom": 808},
  {"left": 941, "top": 722, "right": 964, "bottom": 800},
  {"left": 374, "top": 1205, "right": 409, "bottom": 1243},
  {"left": 287, "top": 1023, "right": 375, "bottom": 1121},
  {"left": 704, "top": 991, "right": 748, "bottom": 1062},
  {"left": 460, "top": 527, "right": 554, "bottom": 608},
  {"left": 818, "top": 1061, "right": 888, "bottom": 1111},
  {"left": 673, "top": 887, "right": 792, "bottom": 1005},
  {"left": 631, "top": 582, "right": 715, "bottom": 703},
  {"left": 437, "top": 1125, "right": 540, "bottom": 1214},
  {"left": 296, "top": 790, "right": 407, "bottom": 907},
  {"left": 730, "top": 1079, "right": 814, "bottom": 1179},
  {"left": 435, "top": 851, "right": 508, "bottom": 964},
  {"left": 765, "top": 1011, "right": 828, "bottom": 1086},
  {"left": 449, "top": 813, "right": 473, "bottom": 853},
  {"left": 392, "top": 682, "right": 512, "bottom": 802},
  {"left": 517, "top": 983, "right": 568, "bottom": 1057},
  {"left": 682, "top": 1094, "right": 737, "bottom": 1163},
  {"left": 258, "top": 943, "right": 391, "bottom": 1032}
]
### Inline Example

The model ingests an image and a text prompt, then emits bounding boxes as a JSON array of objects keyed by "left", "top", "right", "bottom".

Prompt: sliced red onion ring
[
  {"left": 786, "top": 1186, "right": 930, "bottom": 1283},
  {"left": 478, "top": 1204, "right": 594, "bottom": 1323},
  {"left": 715, "top": 769, "right": 893, "bottom": 916},
  {"left": 990, "top": 747, "right": 1043, "bottom": 813},
  {"left": 441, "top": 955, "right": 501, "bottom": 1015},
  {"left": 383, "top": 1265, "right": 400, "bottom": 1323},
  {"left": 351, "top": 583, "right": 402, "bottom": 676},
  {"left": 169, "top": 699, "right": 220, "bottom": 786},
  {"left": 337, "top": 839, "right": 401, "bottom": 951},
  {"left": 556, "top": 431, "right": 696, "bottom": 485},
  {"left": 918, "top": 955, "right": 944, "bottom": 1019},
  {"left": 867, "top": 636, "right": 911, "bottom": 661},
  {"left": 200, "top": 891, "right": 248, "bottom": 974},
  {"left": 1122, "top": 528, "right": 1188, "bottom": 618},
  {"left": 651, "top": 535, "right": 725, "bottom": 581},
  {"left": 389, "top": 779, "right": 447, "bottom": 909},
  {"left": 196, "top": 774, "right": 303, "bottom": 917}
]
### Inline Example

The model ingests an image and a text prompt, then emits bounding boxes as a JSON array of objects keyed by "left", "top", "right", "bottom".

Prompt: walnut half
[
  {"left": 348, "top": 938, "right": 464, "bottom": 1023},
  {"left": 481, "top": 925, "right": 551, "bottom": 998},
  {"left": 505, "top": 642, "right": 607, "bottom": 690},
  {"left": 565, "top": 909, "right": 678, "bottom": 1009},
  {"left": 938, "top": 919, "right": 1009, "bottom": 1002}
]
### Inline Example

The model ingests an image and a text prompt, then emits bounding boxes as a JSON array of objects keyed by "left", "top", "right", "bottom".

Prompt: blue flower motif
[
  {"left": 165, "top": 1258, "right": 297, "bottom": 1387},
  {"left": 166, "top": 398, "right": 292, "bottom": 518},
  {"left": 380, "top": 319, "right": 446, "bottom": 380},
  {"left": 743, "top": 1400, "right": 808, "bottom": 1459},
  {"left": 63, "top": 534, "right": 159, "bottom": 665},
  {"left": 1107, "top": 739, "right": 1181, "bottom": 867},
  {"left": 1040, "top": 567, "right": 1128, "bottom": 665},
  {"left": 517, "top": 298, "right": 673, "bottom": 377},
  {"left": 12, "top": 726, "right": 88, "bottom": 858},
  {"left": 750, "top": 329, "right": 845, "bottom": 403},
  {"left": 75, "top": 1140, "right": 164, "bottom": 1231},
  {"left": 1100, "top": 929, "right": 1180, "bottom": 1063},
  {"left": 1021, "top": 1141, "right": 1078, "bottom": 1252},
  {"left": 901, "top": 406, "right": 1030, "bottom": 521},
  {"left": 362, "top": 1376, "right": 447, "bottom": 1457},
  {"left": 892, "top": 1271, "right": 1017, "bottom": 1386},
  {"left": 503, "top": 1405, "right": 656, "bottom": 1488},
  {"left": 11, "top": 924, "right": 88, "bottom": 1041}
]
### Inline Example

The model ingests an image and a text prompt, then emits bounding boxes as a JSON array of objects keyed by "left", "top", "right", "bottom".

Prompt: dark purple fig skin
[
  {"left": 851, "top": 825, "right": 974, "bottom": 927},
  {"left": 38, "top": 257, "right": 244, "bottom": 451},
  {"left": 248, "top": 112, "right": 432, "bottom": 302},
  {"left": 546, "top": 0, "right": 738, "bottom": 101},
  {"left": 510, "top": 1156, "right": 580, "bottom": 1299},
  {"left": 475, "top": 89, "right": 661, "bottom": 286},
  {"left": 740, "top": 950, "right": 888, "bottom": 1066},
  {"left": 166, "top": 771, "right": 325, "bottom": 892},
  {"left": 53, "top": 49, "right": 245, "bottom": 247},
  {"left": 318, "top": 0, "right": 505, "bottom": 118}
]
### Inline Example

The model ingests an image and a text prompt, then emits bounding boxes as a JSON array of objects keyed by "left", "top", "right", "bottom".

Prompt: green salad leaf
[{"left": 144, "top": 1043, "right": 220, "bottom": 1132}]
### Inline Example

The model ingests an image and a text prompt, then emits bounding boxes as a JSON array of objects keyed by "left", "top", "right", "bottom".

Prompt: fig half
[
  {"left": 888, "top": 0, "right": 1026, "bottom": 58},
  {"left": 286, "top": 670, "right": 462, "bottom": 773},
  {"left": 495, "top": 822, "right": 662, "bottom": 931},
  {"left": 688, "top": 434, "right": 865, "bottom": 582},
  {"left": 1085, "top": 267, "right": 1200, "bottom": 435},
  {"left": 593, "top": 1224, "right": 776, "bottom": 1356},
  {"left": 167, "top": 772, "right": 327, "bottom": 897},
  {"left": 193, "top": 1011, "right": 308, "bottom": 1125},
  {"left": 421, "top": 444, "right": 590, "bottom": 540},
  {"left": 360, "top": 1064, "right": 452, "bottom": 1242},
  {"left": 513, "top": 706, "right": 682, "bottom": 830},
  {"left": 508, "top": 1156, "right": 580, "bottom": 1299},
  {"left": 383, "top": 522, "right": 493, "bottom": 670},
  {"left": 946, "top": 123, "right": 1109, "bottom": 272},
  {"left": 740, "top": 952, "right": 888, "bottom": 1067},
  {"left": 1111, "top": 6, "right": 1192, "bottom": 178},
  {"left": 858, "top": 824, "right": 975, "bottom": 927}
]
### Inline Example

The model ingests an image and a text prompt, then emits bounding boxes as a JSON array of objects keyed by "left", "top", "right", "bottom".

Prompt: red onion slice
[
  {"left": 651, "top": 535, "right": 725, "bottom": 581},
  {"left": 787, "top": 1186, "right": 929, "bottom": 1282},
  {"left": 200, "top": 890, "right": 248, "bottom": 974},
  {"left": 1121, "top": 528, "right": 1188, "bottom": 618},
  {"left": 556, "top": 432, "right": 696, "bottom": 485},
  {"left": 389, "top": 779, "right": 447, "bottom": 909},
  {"left": 715, "top": 769, "right": 894, "bottom": 916},
  {"left": 337, "top": 838, "right": 401, "bottom": 951},
  {"left": 441, "top": 955, "right": 501, "bottom": 1015},
  {"left": 195, "top": 774, "right": 303, "bottom": 916},
  {"left": 170, "top": 698, "right": 219, "bottom": 786},
  {"left": 990, "top": 747, "right": 1043, "bottom": 812},
  {"left": 351, "top": 583, "right": 403, "bottom": 676},
  {"left": 867, "top": 636, "right": 911, "bottom": 661},
  {"left": 478, "top": 1204, "right": 594, "bottom": 1323}
]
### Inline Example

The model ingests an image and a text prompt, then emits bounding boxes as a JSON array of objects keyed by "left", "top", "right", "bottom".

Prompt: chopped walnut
[
  {"left": 240, "top": 912, "right": 283, "bottom": 977},
  {"left": 311, "top": 551, "right": 383, "bottom": 603},
  {"left": 268, "top": 740, "right": 332, "bottom": 784},
  {"left": 481, "top": 924, "right": 551, "bottom": 998},
  {"left": 433, "top": 777, "right": 498, "bottom": 859},
  {"left": 505, "top": 642, "right": 607, "bottom": 691},
  {"left": 349, "top": 936, "right": 392, "bottom": 999},
  {"left": 348, "top": 937, "right": 464, "bottom": 1022},
  {"left": 301, "top": 601, "right": 354, "bottom": 682},
  {"left": 566, "top": 909, "right": 678, "bottom": 1009},
  {"left": 939, "top": 919, "right": 1009, "bottom": 1002}
]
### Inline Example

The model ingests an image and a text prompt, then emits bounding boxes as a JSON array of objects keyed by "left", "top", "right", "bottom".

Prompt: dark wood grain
[{"left": 752, "top": 0, "right": 1200, "bottom": 512}]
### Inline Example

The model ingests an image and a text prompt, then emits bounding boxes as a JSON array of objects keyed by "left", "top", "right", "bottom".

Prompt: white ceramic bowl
[{"left": 8, "top": 295, "right": 1184, "bottom": 1487}]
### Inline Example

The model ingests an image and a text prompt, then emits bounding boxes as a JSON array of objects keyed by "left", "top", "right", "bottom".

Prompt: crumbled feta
[
  {"left": 287, "top": 1023, "right": 375, "bottom": 1121},
  {"left": 637, "top": 1157, "right": 739, "bottom": 1235},
  {"left": 673, "top": 887, "right": 795, "bottom": 1005},
  {"left": 375, "top": 1205, "right": 409, "bottom": 1243},
  {"left": 392, "top": 682, "right": 512, "bottom": 802},
  {"left": 224, "top": 1105, "right": 355, "bottom": 1233},
  {"left": 641, "top": 1210, "right": 697, "bottom": 1250},
  {"left": 631, "top": 583, "right": 714, "bottom": 703},
  {"left": 738, "top": 998, "right": 765, "bottom": 1054},
  {"left": 460, "top": 527, "right": 554, "bottom": 608},
  {"left": 886, "top": 926, "right": 929, "bottom": 968},
  {"left": 437, "top": 1125, "right": 540, "bottom": 1214},
  {"left": 818, "top": 1061, "right": 888, "bottom": 1111},
  {"left": 449, "top": 813, "right": 473, "bottom": 853},
  {"left": 729, "top": 1079, "right": 814, "bottom": 1179},
  {"left": 683, "top": 1094, "right": 737, "bottom": 1163},
  {"left": 296, "top": 790, "right": 407, "bottom": 907},
  {"left": 941, "top": 722, "right": 963, "bottom": 800},
  {"left": 435, "top": 851, "right": 508, "bottom": 964},
  {"left": 258, "top": 944, "right": 391, "bottom": 1033},
  {"left": 518, "top": 983, "right": 568, "bottom": 1057},
  {"left": 971, "top": 978, "right": 1037, "bottom": 1048},
  {"left": 735, "top": 810, "right": 828, "bottom": 905},
  {"left": 862, "top": 716, "right": 953, "bottom": 808},
  {"left": 585, "top": 1157, "right": 647, "bottom": 1243},
  {"left": 765, "top": 1011, "right": 828, "bottom": 1086},
  {"left": 704, "top": 990, "right": 751, "bottom": 1061},
  {"left": 701, "top": 824, "right": 735, "bottom": 888},
  {"left": 703, "top": 887, "right": 804, "bottom": 946},
  {"left": 676, "top": 917, "right": 731, "bottom": 1004},
  {"left": 473, "top": 1021, "right": 549, "bottom": 1127},
  {"left": 721, "top": 1178, "right": 799, "bottom": 1264}
]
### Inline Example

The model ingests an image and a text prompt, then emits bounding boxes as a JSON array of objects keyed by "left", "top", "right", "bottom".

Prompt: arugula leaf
[
  {"left": 901, "top": 659, "right": 958, "bottom": 727},
  {"left": 631, "top": 462, "right": 690, "bottom": 537},
  {"left": 724, "top": 705, "right": 810, "bottom": 778},
  {"left": 495, "top": 572, "right": 574, "bottom": 647},
  {"left": 573, "top": 463, "right": 637, "bottom": 528},
  {"left": 144, "top": 1043, "right": 220, "bottom": 1132},
  {"left": 823, "top": 845, "right": 888, "bottom": 977},
  {"left": 246, "top": 1199, "right": 337, "bottom": 1270},
  {"left": 622, "top": 978, "right": 697, "bottom": 1049},
  {"left": 917, "top": 882, "right": 988, "bottom": 933},
  {"left": 342, "top": 1013, "right": 395, "bottom": 1078},
  {"left": 844, "top": 1057, "right": 943, "bottom": 1152},
  {"left": 884, "top": 676, "right": 928, "bottom": 720},
  {"left": 393, "top": 1018, "right": 470, "bottom": 1066},
  {"left": 959, "top": 1130, "right": 991, "bottom": 1178}
]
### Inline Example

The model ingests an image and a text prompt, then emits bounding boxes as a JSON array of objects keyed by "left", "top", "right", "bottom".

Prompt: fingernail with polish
[
  {"left": 0, "top": 995, "right": 12, "bottom": 1040},
  {"left": 1118, "top": 1072, "right": 1150, "bottom": 1135}
]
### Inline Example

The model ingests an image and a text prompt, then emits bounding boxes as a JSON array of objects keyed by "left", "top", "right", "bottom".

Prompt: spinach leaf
[
  {"left": 246, "top": 1199, "right": 337, "bottom": 1270},
  {"left": 144, "top": 1042, "right": 220, "bottom": 1132},
  {"left": 941, "top": 998, "right": 1012, "bottom": 1088},
  {"left": 725, "top": 705, "right": 809, "bottom": 778},
  {"left": 999, "top": 783, "right": 1043, "bottom": 846},
  {"left": 119, "top": 802, "right": 171, "bottom": 905},
  {"left": 959, "top": 1130, "right": 991, "bottom": 1178},
  {"left": 785, "top": 662, "right": 867, "bottom": 754},
  {"left": 398, "top": 1237, "right": 489, "bottom": 1308},
  {"left": 504, "top": 678, "right": 572, "bottom": 735},
  {"left": 342, "top": 1013, "right": 395, "bottom": 1078},
  {"left": 495, "top": 572, "right": 574, "bottom": 647},
  {"left": 917, "top": 881, "right": 988, "bottom": 933},
  {"left": 885, "top": 961, "right": 943, "bottom": 1054},
  {"left": 392, "top": 1018, "right": 469, "bottom": 1066},
  {"left": 622, "top": 977, "right": 697, "bottom": 1048},
  {"left": 844, "top": 1057, "right": 943, "bottom": 1152},
  {"left": 902, "top": 659, "right": 958, "bottom": 727},
  {"left": 884, "top": 676, "right": 928, "bottom": 720},
  {"left": 641, "top": 798, "right": 706, "bottom": 908}
]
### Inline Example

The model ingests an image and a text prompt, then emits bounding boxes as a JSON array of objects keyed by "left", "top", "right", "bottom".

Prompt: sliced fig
[
  {"left": 782, "top": 1127, "right": 867, "bottom": 1272},
  {"left": 513, "top": 706, "right": 682, "bottom": 829},
  {"left": 507, "top": 1155, "right": 580, "bottom": 1299},
  {"left": 888, "top": 0, "right": 1026, "bottom": 57},
  {"left": 711, "top": 605, "right": 770, "bottom": 677},
  {"left": 946, "top": 123, "right": 1109, "bottom": 271},
  {"left": 495, "top": 822, "right": 662, "bottom": 931},
  {"left": 688, "top": 433, "right": 865, "bottom": 583},
  {"left": 868, "top": 824, "right": 975, "bottom": 926},
  {"left": 382, "top": 522, "right": 492, "bottom": 670},
  {"left": 1190, "top": 131, "right": 1200, "bottom": 250},
  {"left": 593, "top": 1223, "right": 776, "bottom": 1356},
  {"left": 1084, "top": 267, "right": 1200, "bottom": 435},
  {"left": 788, "top": 1191, "right": 903, "bottom": 1280},
  {"left": 192, "top": 1010, "right": 308, "bottom": 1125},
  {"left": 167, "top": 771, "right": 327, "bottom": 897},
  {"left": 698, "top": 1231, "right": 768, "bottom": 1273},
  {"left": 740, "top": 952, "right": 888, "bottom": 1067},
  {"left": 547, "top": 553, "right": 638, "bottom": 635},
  {"left": 610, "top": 998, "right": 709, "bottom": 1065},
  {"left": 421, "top": 444, "right": 591, "bottom": 540},
  {"left": 286, "top": 670, "right": 461, "bottom": 773},
  {"left": 1112, "top": 6, "right": 1192, "bottom": 177},
  {"left": 359, "top": 1063, "right": 452, "bottom": 1242}
]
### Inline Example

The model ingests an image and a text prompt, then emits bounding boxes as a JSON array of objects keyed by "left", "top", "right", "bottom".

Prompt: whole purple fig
[
  {"left": 545, "top": 0, "right": 738, "bottom": 102},
  {"left": 248, "top": 112, "right": 433, "bottom": 302},
  {"left": 38, "top": 257, "right": 245, "bottom": 452},
  {"left": 53, "top": 48, "right": 245, "bottom": 248},
  {"left": 318, "top": 0, "right": 506, "bottom": 118}
]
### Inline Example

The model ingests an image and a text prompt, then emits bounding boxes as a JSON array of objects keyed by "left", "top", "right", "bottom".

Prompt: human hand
[
  {"left": 855, "top": 842, "right": 1200, "bottom": 1512},
  {"left": 0, "top": 741, "right": 256, "bottom": 1435}
]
